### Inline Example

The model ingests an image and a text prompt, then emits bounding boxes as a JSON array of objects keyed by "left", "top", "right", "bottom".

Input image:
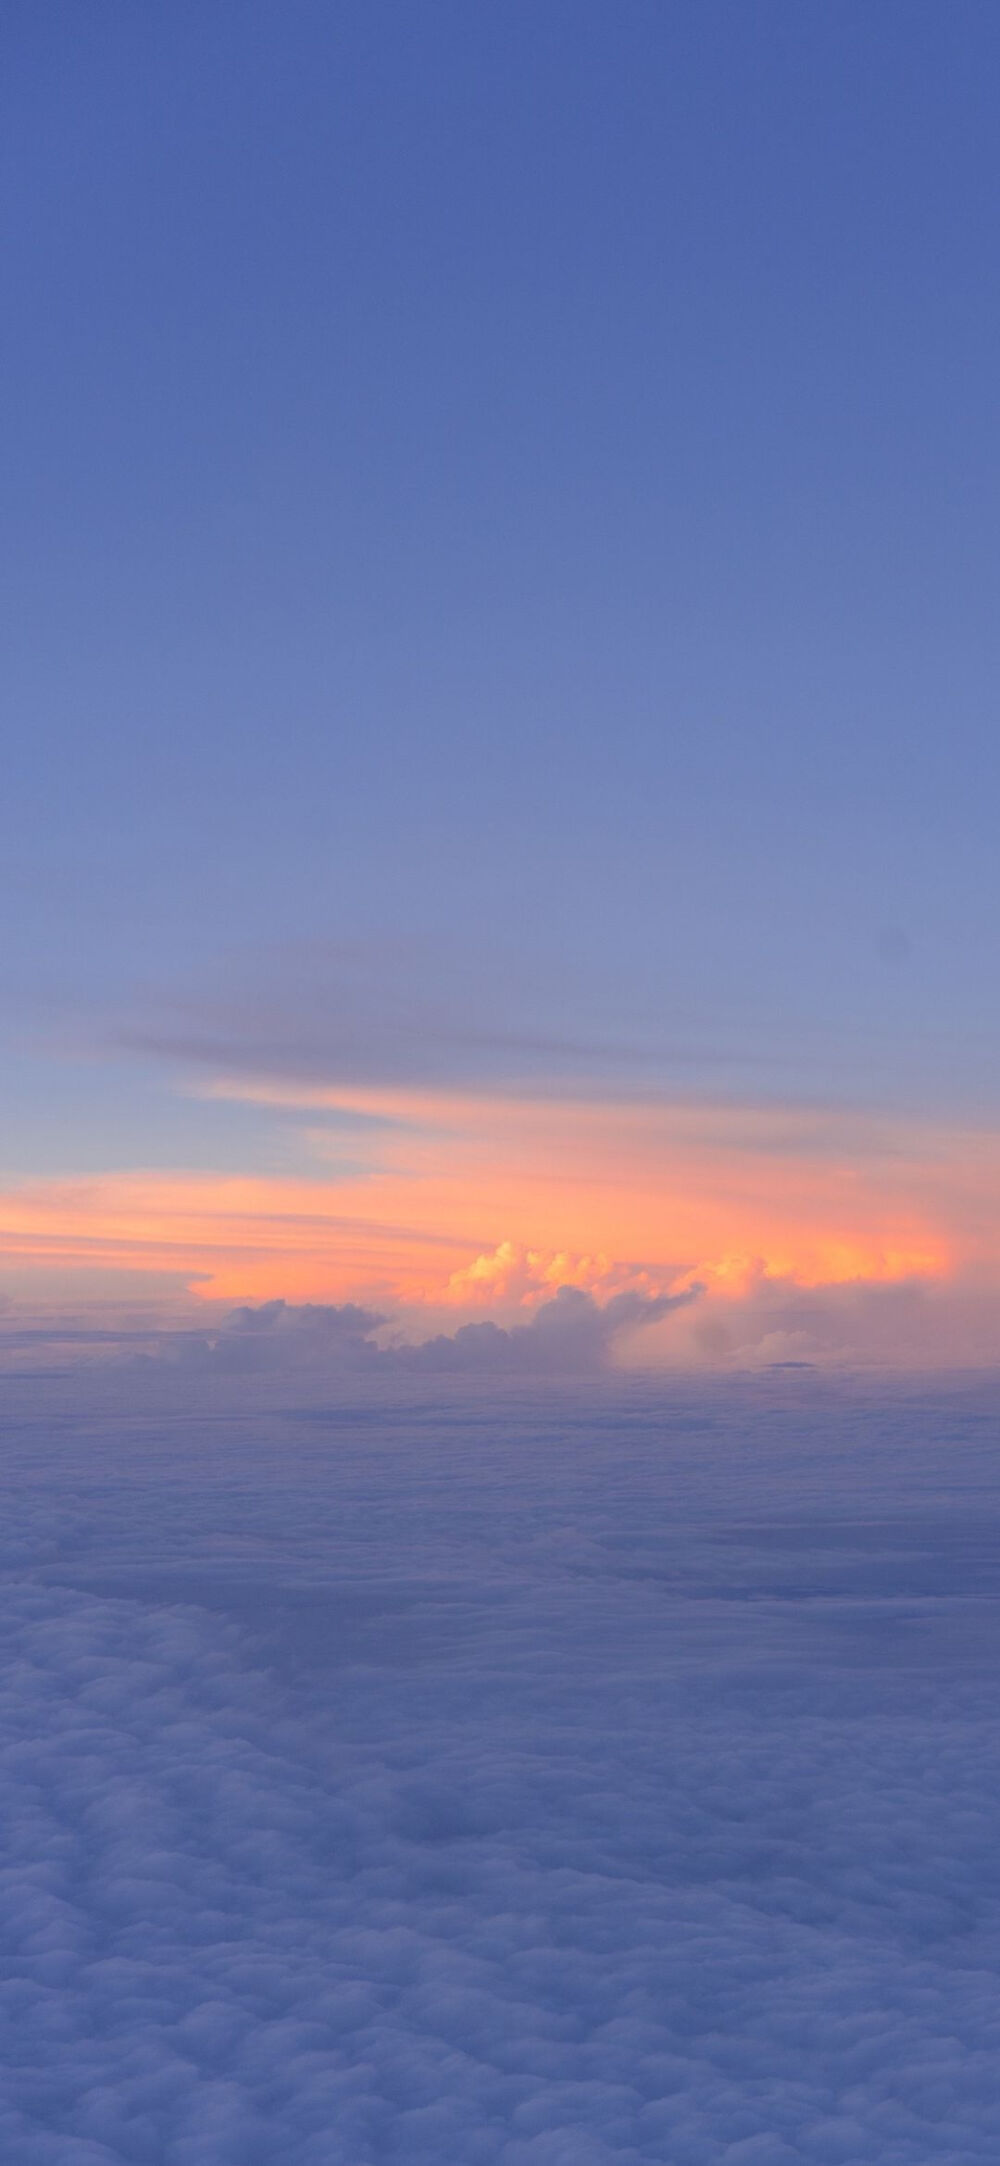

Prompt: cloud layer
[{"left": 1, "top": 1371, "right": 1000, "bottom": 2160}]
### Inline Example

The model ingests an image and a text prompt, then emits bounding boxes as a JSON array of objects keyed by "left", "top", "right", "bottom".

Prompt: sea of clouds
[{"left": 2, "top": 1357, "right": 1000, "bottom": 2162}]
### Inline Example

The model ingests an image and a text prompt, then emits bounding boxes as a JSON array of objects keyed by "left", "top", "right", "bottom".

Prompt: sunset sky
[{"left": 6, "top": 0, "right": 1000, "bottom": 1364}]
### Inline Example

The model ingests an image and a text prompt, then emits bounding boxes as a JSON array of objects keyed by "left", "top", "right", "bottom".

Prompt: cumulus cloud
[
  {"left": 1, "top": 1371, "right": 1000, "bottom": 2160},
  {"left": 8, "top": 1265, "right": 1000, "bottom": 1378},
  {"left": 148, "top": 1283, "right": 694, "bottom": 1378},
  {"left": 400, "top": 1282, "right": 698, "bottom": 1372},
  {"left": 187, "top": 1296, "right": 389, "bottom": 1373},
  {"left": 653, "top": 1266, "right": 1000, "bottom": 1370},
  {"left": 442, "top": 1241, "right": 678, "bottom": 1311}
]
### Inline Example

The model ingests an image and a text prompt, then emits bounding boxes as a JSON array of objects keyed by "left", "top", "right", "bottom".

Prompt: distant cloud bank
[
  {"left": 3, "top": 1079, "right": 1000, "bottom": 1368},
  {"left": 125, "top": 1284, "right": 696, "bottom": 1378}
]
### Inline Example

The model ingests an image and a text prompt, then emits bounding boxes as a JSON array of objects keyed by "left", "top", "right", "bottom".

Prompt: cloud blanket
[{"left": 0, "top": 1369, "right": 999, "bottom": 2160}]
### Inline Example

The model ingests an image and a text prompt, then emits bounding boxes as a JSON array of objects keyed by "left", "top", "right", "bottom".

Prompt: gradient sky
[{"left": 5, "top": 2, "right": 1000, "bottom": 1358}]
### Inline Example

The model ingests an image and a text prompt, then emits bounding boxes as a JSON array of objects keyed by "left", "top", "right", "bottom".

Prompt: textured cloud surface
[{"left": 2, "top": 1369, "right": 1000, "bottom": 2160}]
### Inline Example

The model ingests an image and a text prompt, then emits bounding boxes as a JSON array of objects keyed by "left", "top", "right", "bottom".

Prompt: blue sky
[{"left": 4, "top": 3, "right": 1000, "bottom": 1345}]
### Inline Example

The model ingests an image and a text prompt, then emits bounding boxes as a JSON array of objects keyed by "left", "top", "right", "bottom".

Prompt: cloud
[
  {"left": 442, "top": 1241, "right": 678, "bottom": 1311},
  {"left": 0, "top": 1084, "right": 980, "bottom": 1319},
  {"left": 5, "top": 1079, "right": 1000, "bottom": 1365},
  {"left": 1, "top": 1371, "right": 1000, "bottom": 2159},
  {"left": 198, "top": 1296, "right": 389, "bottom": 1372},
  {"left": 648, "top": 1265, "right": 1000, "bottom": 1370},
  {"left": 145, "top": 1283, "right": 694, "bottom": 1379},
  {"left": 398, "top": 1283, "right": 699, "bottom": 1373},
  {"left": 112, "top": 942, "right": 646, "bottom": 1093},
  {"left": 7, "top": 1261, "right": 1000, "bottom": 1379},
  {"left": 95, "top": 933, "right": 788, "bottom": 1108}
]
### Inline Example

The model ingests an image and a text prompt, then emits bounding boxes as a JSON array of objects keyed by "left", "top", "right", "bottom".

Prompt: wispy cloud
[{"left": 102, "top": 937, "right": 784, "bottom": 1102}]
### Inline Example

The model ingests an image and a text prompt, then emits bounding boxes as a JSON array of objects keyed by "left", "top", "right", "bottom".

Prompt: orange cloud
[
  {"left": 442, "top": 1240, "right": 667, "bottom": 1308},
  {"left": 2, "top": 1084, "right": 998, "bottom": 1347}
]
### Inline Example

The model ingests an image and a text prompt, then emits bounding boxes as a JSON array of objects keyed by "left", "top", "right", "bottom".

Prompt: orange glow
[{"left": 1, "top": 1085, "right": 996, "bottom": 1332}]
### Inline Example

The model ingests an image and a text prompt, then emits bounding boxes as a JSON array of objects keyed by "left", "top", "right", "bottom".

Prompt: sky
[
  {"left": 5, "top": 1, "right": 1000, "bottom": 1366},
  {"left": 7, "top": 23, "right": 1000, "bottom": 2156}
]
